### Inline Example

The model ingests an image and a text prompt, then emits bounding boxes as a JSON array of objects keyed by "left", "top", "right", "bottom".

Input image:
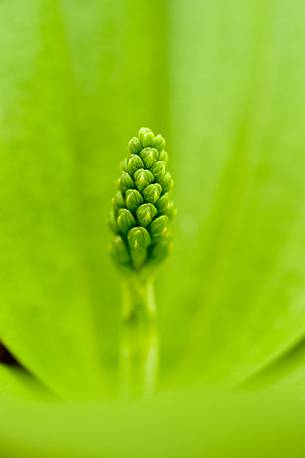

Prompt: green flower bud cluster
[{"left": 109, "top": 127, "right": 175, "bottom": 272}]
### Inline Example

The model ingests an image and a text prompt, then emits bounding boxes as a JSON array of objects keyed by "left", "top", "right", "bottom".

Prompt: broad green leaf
[
  {"left": 0, "top": 0, "right": 107, "bottom": 398},
  {"left": 0, "top": 388, "right": 304, "bottom": 457},
  {"left": 0, "top": 0, "right": 169, "bottom": 398},
  {"left": 245, "top": 336, "right": 305, "bottom": 389},
  {"left": 0, "top": 0, "right": 305, "bottom": 400},
  {"left": 159, "top": 0, "right": 305, "bottom": 387},
  {"left": 0, "top": 364, "right": 49, "bottom": 400}
]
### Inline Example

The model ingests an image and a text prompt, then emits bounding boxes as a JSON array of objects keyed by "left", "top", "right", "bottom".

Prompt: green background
[{"left": 0, "top": 0, "right": 304, "bottom": 455}]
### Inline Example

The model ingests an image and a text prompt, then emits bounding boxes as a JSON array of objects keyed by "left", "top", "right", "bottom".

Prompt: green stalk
[
  {"left": 119, "top": 276, "right": 159, "bottom": 398},
  {"left": 109, "top": 127, "right": 175, "bottom": 399}
]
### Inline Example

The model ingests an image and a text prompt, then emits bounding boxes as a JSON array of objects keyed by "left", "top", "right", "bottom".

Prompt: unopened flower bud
[
  {"left": 142, "top": 183, "right": 162, "bottom": 204},
  {"left": 150, "top": 161, "right": 166, "bottom": 182},
  {"left": 140, "top": 147, "right": 159, "bottom": 168},
  {"left": 158, "top": 150, "right": 168, "bottom": 162},
  {"left": 134, "top": 168, "right": 154, "bottom": 191},
  {"left": 110, "top": 235, "right": 130, "bottom": 267},
  {"left": 128, "top": 136, "right": 142, "bottom": 154},
  {"left": 156, "top": 193, "right": 175, "bottom": 218},
  {"left": 127, "top": 154, "right": 144, "bottom": 175},
  {"left": 127, "top": 227, "right": 151, "bottom": 270},
  {"left": 160, "top": 172, "right": 173, "bottom": 192},
  {"left": 117, "top": 208, "right": 136, "bottom": 234},
  {"left": 119, "top": 171, "right": 135, "bottom": 193},
  {"left": 136, "top": 203, "right": 157, "bottom": 227},
  {"left": 153, "top": 134, "right": 165, "bottom": 152},
  {"left": 128, "top": 226, "right": 151, "bottom": 251},
  {"left": 156, "top": 193, "right": 170, "bottom": 213},
  {"left": 125, "top": 189, "right": 144, "bottom": 212},
  {"left": 139, "top": 127, "right": 154, "bottom": 147},
  {"left": 149, "top": 215, "right": 169, "bottom": 239}
]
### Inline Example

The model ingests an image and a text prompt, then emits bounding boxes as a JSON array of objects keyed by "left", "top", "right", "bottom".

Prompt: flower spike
[{"left": 109, "top": 127, "right": 175, "bottom": 272}]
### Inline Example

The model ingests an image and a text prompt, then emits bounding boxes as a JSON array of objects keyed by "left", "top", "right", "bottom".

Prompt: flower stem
[{"left": 119, "top": 276, "right": 159, "bottom": 398}]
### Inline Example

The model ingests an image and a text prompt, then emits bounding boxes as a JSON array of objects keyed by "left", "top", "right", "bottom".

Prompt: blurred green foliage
[
  {"left": 0, "top": 0, "right": 305, "bottom": 455},
  {"left": 0, "top": 388, "right": 305, "bottom": 457}
]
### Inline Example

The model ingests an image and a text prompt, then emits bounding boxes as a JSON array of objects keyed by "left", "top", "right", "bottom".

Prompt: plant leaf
[
  {"left": 158, "top": 0, "right": 305, "bottom": 387},
  {"left": 244, "top": 336, "right": 305, "bottom": 389},
  {"left": 0, "top": 0, "right": 169, "bottom": 398},
  {"left": 0, "top": 364, "right": 49, "bottom": 400},
  {"left": 0, "top": 0, "right": 110, "bottom": 398},
  {"left": 0, "top": 388, "right": 304, "bottom": 457},
  {"left": 0, "top": 0, "right": 305, "bottom": 397}
]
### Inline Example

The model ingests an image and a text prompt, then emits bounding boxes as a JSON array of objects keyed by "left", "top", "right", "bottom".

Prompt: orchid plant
[{"left": 0, "top": 0, "right": 305, "bottom": 456}]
